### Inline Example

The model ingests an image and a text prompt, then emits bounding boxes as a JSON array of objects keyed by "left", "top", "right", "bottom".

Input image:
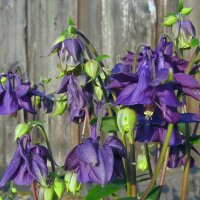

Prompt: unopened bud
[
  {"left": 65, "top": 172, "right": 81, "bottom": 194},
  {"left": 137, "top": 154, "right": 148, "bottom": 171},
  {"left": 84, "top": 60, "right": 99, "bottom": 80},
  {"left": 15, "top": 123, "right": 31, "bottom": 141},
  {"left": 117, "top": 108, "right": 137, "bottom": 136}
]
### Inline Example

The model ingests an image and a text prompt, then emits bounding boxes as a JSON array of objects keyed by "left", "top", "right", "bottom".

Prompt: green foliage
[
  {"left": 163, "top": 15, "right": 177, "bottom": 26},
  {"left": 95, "top": 54, "right": 110, "bottom": 62},
  {"left": 44, "top": 187, "right": 55, "bottom": 200},
  {"left": 54, "top": 177, "right": 65, "bottom": 199},
  {"left": 14, "top": 123, "right": 31, "bottom": 140},
  {"left": 68, "top": 16, "right": 75, "bottom": 26},
  {"left": 90, "top": 116, "right": 119, "bottom": 133},
  {"left": 178, "top": 0, "right": 183, "bottom": 12},
  {"left": 189, "top": 135, "right": 200, "bottom": 145},
  {"left": 84, "top": 180, "right": 125, "bottom": 200},
  {"left": 191, "top": 38, "right": 200, "bottom": 48}
]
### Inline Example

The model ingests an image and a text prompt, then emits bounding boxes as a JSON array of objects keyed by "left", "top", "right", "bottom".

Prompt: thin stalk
[
  {"left": 31, "top": 182, "right": 38, "bottom": 200},
  {"left": 38, "top": 125, "right": 55, "bottom": 172},
  {"left": 144, "top": 144, "right": 153, "bottom": 178},
  {"left": 121, "top": 135, "right": 131, "bottom": 197},
  {"left": 84, "top": 107, "right": 92, "bottom": 136},
  {"left": 159, "top": 147, "right": 170, "bottom": 186},
  {"left": 77, "top": 30, "right": 112, "bottom": 116},
  {"left": 185, "top": 46, "right": 200, "bottom": 74},
  {"left": 129, "top": 133, "right": 137, "bottom": 197},
  {"left": 180, "top": 96, "right": 191, "bottom": 200},
  {"left": 141, "top": 124, "right": 174, "bottom": 200}
]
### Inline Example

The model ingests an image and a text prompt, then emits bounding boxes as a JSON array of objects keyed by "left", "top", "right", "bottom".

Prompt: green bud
[
  {"left": 180, "top": 7, "right": 192, "bottom": 15},
  {"left": 0, "top": 76, "right": 7, "bottom": 89},
  {"left": 84, "top": 60, "right": 99, "bottom": 80},
  {"left": 163, "top": 15, "right": 177, "bottom": 26},
  {"left": 15, "top": 123, "right": 31, "bottom": 141},
  {"left": 54, "top": 177, "right": 65, "bottom": 199},
  {"left": 44, "top": 187, "right": 54, "bottom": 200},
  {"left": 68, "top": 25, "right": 77, "bottom": 34},
  {"left": 137, "top": 154, "right": 148, "bottom": 171},
  {"left": 117, "top": 108, "right": 137, "bottom": 136},
  {"left": 52, "top": 95, "right": 67, "bottom": 117},
  {"left": 35, "top": 96, "right": 41, "bottom": 108},
  {"left": 94, "top": 84, "right": 103, "bottom": 101},
  {"left": 65, "top": 172, "right": 81, "bottom": 194}
]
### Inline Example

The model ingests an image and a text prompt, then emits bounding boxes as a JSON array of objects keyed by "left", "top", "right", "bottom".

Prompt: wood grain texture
[{"left": 26, "top": 0, "right": 79, "bottom": 165}]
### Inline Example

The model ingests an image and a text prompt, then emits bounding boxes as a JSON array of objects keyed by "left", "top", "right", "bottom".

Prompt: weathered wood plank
[
  {"left": 0, "top": 0, "right": 27, "bottom": 165},
  {"left": 26, "top": 0, "right": 79, "bottom": 165}
]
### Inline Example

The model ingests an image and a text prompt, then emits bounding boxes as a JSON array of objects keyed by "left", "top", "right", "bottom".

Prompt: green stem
[
  {"left": 76, "top": 30, "right": 112, "bottom": 115},
  {"left": 144, "top": 144, "right": 153, "bottom": 178},
  {"left": 141, "top": 124, "right": 174, "bottom": 200},
  {"left": 38, "top": 125, "right": 55, "bottom": 172},
  {"left": 121, "top": 135, "right": 131, "bottom": 197},
  {"left": 185, "top": 46, "right": 200, "bottom": 74},
  {"left": 129, "top": 134, "right": 137, "bottom": 197}
]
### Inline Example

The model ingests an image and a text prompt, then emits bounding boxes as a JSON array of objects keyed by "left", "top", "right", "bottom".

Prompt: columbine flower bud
[
  {"left": 15, "top": 123, "right": 31, "bottom": 140},
  {"left": 172, "top": 20, "right": 196, "bottom": 49},
  {"left": 117, "top": 108, "right": 137, "bottom": 136},
  {"left": 137, "top": 154, "right": 148, "bottom": 171},
  {"left": 84, "top": 60, "right": 99, "bottom": 80},
  {"left": 65, "top": 172, "right": 81, "bottom": 194}
]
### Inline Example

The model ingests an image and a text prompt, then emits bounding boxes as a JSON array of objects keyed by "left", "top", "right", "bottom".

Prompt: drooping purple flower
[
  {"left": 57, "top": 74, "right": 91, "bottom": 123},
  {"left": 0, "top": 72, "right": 36, "bottom": 115},
  {"left": 49, "top": 38, "right": 85, "bottom": 67},
  {"left": 0, "top": 135, "right": 53, "bottom": 187},
  {"left": 168, "top": 143, "right": 200, "bottom": 168},
  {"left": 64, "top": 136, "right": 126, "bottom": 185}
]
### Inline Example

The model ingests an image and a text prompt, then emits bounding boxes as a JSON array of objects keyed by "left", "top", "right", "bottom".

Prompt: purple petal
[
  {"left": 12, "top": 162, "right": 34, "bottom": 186},
  {"left": 105, "top": 136, "right": 127, "bottom": 158},
  {"left": 174, "top": 73, "right": 200, "bottom": 89},
  {"left": 57, "top": 75, "right": 70, "bottom": 94},
  {"left": 181, "top": 87, "right": 200, "bottom": 101},
  {"left": 179, "top": 113, "right": 200, "bottom": 123},
  {"left": 18, "top": 96, "right": 36, "bottom": 114},
  {"left": 0, "top": 147, "right": 22, "bottom": 187},
  {"left": 64, "top": 146, "right": 79, "bottom": 171},
  {"left": 111, "top": 73, "right": 138, "bottom": 83},
  {"left": 88, "top": 145, "right": 114, "bottom": 185},
  {"left": 0, "top": 78, "right": 19, "bottom": 115},
  {"left": 76, "top": 140, "right": 98, "bottom": 165},
  {"left": 64, "top": 38, "right": 84, "bottom": 61},
  {"left": 77, "top": 161, "right": 90, "bottom": 183}
]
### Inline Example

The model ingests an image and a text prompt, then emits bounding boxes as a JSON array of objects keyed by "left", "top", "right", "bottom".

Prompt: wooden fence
[{"left": 0, "top": 0, "right": 200, "bottom": 199}]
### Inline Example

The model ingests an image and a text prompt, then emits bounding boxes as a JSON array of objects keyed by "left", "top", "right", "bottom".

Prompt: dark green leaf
[
  {"left": 90, "top": 116, "right": 119, "bottom": 133},
  {"left": 95, "top": 54, "right": 110, "bottom": 62},
  {"left": 85, "top": 180, "right": 125, "bottom": 200},
  {"left": 189, "top": 135, "right": 200, "bottom": 145},
  {"left": 178, "top": 123, "right": 191, "bottom": 136},
  {"left": 146, "top": 185, "right": 161, "bottom": 200},
  {"left": 191, "top": 38, "right": 199, "bottom": 48},
  {"left": 68, "top": 16, "right": 75, "bottom": 26},
  {"left": 178, "top": 0, "right": 183, "bottom": 12}
]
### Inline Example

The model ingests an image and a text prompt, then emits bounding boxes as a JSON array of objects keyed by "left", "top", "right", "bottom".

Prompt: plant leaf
[
  {"left": 146, "top": 185, "right": 161, "bottom": 200},
  {"left": 84, "top": 180, "right": 125, "bottom": 200},
  {"left": 178, "top": 0, "right": 183, "bottom": 12},
  {"left": 68, "top": 16, "right": 75, "bottom": 26},
  {"left": 95, "top": 54, "right": 110, "bottom": 62}
]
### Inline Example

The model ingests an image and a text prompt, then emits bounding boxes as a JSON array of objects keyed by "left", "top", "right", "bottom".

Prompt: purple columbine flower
[
  {"left": 64, "top": 136, "right": 126, "bottom": 186},
  {"left": 49, "top": 38, "right": 85, "bottom": 67},
  {"left": 0, "top": 135, "right": 53, "bottom": 187},
  {"left": 0, "top": 72, "right": 36, "bottom": 115},
  {"left": 57, "top": 74, "right": 91, "bottom": 123}
]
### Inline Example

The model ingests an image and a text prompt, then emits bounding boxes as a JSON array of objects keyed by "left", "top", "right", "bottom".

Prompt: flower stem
[
  {"left": 141, "top": 123, "right": 174, "bottom": 200},
  {"left": 121, "top": 135, "right": 131, "bottom": 197},
  {"left": 31, "top": 182, "right": 38, "bottom": 200},
  {"left": 144, "top": 144, "right": 153, "bottom": 178},
  {"left": 185, "top": 46, "right": 200, "bottom": 74},
  {"left": 129, "top": 134, "right": 137, "bottom": 197},
  {"left": 38, "top": 125, "right": 55, "bottom": 172},
  {"left": 76, "top": 30, "right": 112, "bottom": 116}
]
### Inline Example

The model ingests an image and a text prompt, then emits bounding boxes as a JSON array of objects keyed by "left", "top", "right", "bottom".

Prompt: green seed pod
[
  {"left": 44, "top": 187, "right": 54, "bottom": 200},
  {"left": 15, "top": 123, "right": 31, "bottom": 141},
  {"left": 65, "top": 172, "right": 81, "bottom": 194},
  {"left": 84, "top": 60, "right": 99, "bottom": 80},
  {"left": 117, "top": 108, "right": 137, "bottom": 136},
  {"left": 54, "top": 177, "right": 65, "bottom": 199},
  {"left": 137, "top": 154, "right": 148, "bottom": 171}
]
